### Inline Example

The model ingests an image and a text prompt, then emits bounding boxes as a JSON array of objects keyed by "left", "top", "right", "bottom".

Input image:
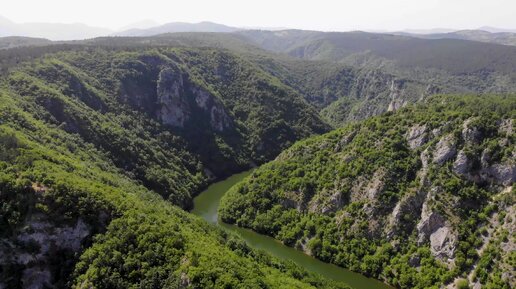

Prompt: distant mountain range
[
  {"left": 112, "top": 21, "right": 240, "bottom": 36},
  {"left": 397, "top": 29, "right": 516, "bottom": 46},
  {"left": 1, "top": 13, "right": 516, "bottom": 46},
  {"left": 0, "top": 15, "right": 112, "bottom": 40}
]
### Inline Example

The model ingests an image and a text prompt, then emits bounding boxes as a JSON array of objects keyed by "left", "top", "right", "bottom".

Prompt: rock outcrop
[
  {"left": 157, "top": 67, "right": 232, "bottom": 132},
  {"left": 406, "top": 124, "right": 428, "bottom": 150},
  {"left": 416, "top": 192, "right": 457, "bottom": 262},
  {"left": 453, "top": 150, "right": 470, "bottom": 176},
  {"left": 462, "top": 118, "right": 482, "bottom": 144},
  {"left": 433, "top": 134, "right": 457, "bottom": 165},
  {"left": 1, "top": 215, "right": 91, "bottom": 289}
]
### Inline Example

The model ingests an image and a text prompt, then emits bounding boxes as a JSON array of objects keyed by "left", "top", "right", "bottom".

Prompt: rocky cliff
[{"left": 220, "top": 95, "right": 515, "bottom": 289}]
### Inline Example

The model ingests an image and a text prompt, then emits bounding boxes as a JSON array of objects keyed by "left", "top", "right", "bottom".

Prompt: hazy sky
[{"left": 2, "top": 0, "right": 516, "bottom": 31}]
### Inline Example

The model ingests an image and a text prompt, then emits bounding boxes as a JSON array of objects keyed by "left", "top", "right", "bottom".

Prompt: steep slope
[
  {"left": 220, "top": 95, "right": 515, "bottom": 289},
  {"left": 5, "top": 47, "right": 327, "bottom": 206},
  {"left": 237, "top": 30, "right": 516, "bottom": 126},
  {"left": 0, "top": 46, "right": 334, "bottom": 288},
  {"left": 5, "top": 33, "right": 516, "bottom": 128},
  {"left": 239, "top": 30, "right": 516, "bottom": 75},
  {"left": 0, "top": 84, "right": 346, "bottom": 289}
]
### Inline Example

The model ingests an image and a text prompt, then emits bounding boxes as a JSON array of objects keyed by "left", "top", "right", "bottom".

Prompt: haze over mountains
[
  {"left": 0, "top": 4, "right": 515, "bottom": 288},
  {"left": 2, "top": 14, "right": 516, "bottom": 44}
]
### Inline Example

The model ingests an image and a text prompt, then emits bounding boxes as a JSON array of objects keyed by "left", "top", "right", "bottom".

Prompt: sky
[{"left": 2, "top": 0, "right": 516, "bottom": 31}]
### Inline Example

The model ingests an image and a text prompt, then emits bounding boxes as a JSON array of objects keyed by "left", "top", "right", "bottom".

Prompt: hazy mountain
[
  {"left": 396, "top": 30, "right": 516, "bottom": 47},
  {"left": 399, "top": 28, "right": 457, "bottom": 34},
  {"left": 116, "top": 19, "right": 161, "bottom": 31},
  {"left": 0, "top": 36, "right": 52, "bottom": 49},
  {"left": 114, "top": 21, "right": 239, "bottom": 36},
  {"left": 477, "top": 26, "right": 516, "bottom": 33},
  {"left": 0, "top": 25, "right": 515, "bottom": 289},
  {"left": 0, "top": 15, "right": 112, "bottom": 40},
  {"left": 0, "top": 15, "right": 16, "bottom": 35}
]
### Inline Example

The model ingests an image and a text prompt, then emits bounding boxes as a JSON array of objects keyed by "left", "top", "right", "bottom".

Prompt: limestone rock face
[
  {"left": 350, "top": 169, "right": 385, "bottom": 203},
  {"left": 485, "top": 164, "right": 516, "bottom": 186},
  {"left": 417, "top": 211, "right": 445, "bottom": 243},
  {"left": 157, "top": 67, "right": 189, "bottom": 127},
  {"left": 430, "top": 226, "right": 456, "bottom": 261},
  {"left": 406, "top": 124, "right": 428, "bottom": 150},
  {"left": 156, "top": 67, "right": 232, "bottom": 132},
  {"left": 462, "top": 118, "right": 482, "bottom": 144},
  {"left": 453, "top": 150, "right": 470, "bottom": 176},
  {"left": 387, "top": 79, "right": 407, "bottom": 112},
  {"left": 1, "top": 216, "right": 91, "bottom": 289},
  {"left": 433, "top": 135, "right": 456, "bottom": 165},
  {"left": 498, "top": 119, "right": 513, "bottom": 135}
]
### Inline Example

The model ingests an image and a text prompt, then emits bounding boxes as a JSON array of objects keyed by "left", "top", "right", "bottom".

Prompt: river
[{"left": 191, "top": 170, "right": 393, "bottom": 289}]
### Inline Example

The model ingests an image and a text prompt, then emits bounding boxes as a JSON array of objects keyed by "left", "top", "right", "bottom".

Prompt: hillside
[
  {"left": 220, "top": 95, "right": 516, "bottom": 289},
  {"left": 0, "top": 15, "right": 111, "bottom": 41},
  {"left": 0, "top": 46, "right": 337, "bottom": 288},
  {"left": 400, "top": 30, "right": 516, "bottom": 47},
  {"left": 0, "top": 36, "right": 52, "bottom": 50},
  {"left": 114, "top": 21, "right": 239, "bottom": 37},
  {"left": 238, "top": 30, "right": 516, "bottom": 125},
  {"left": 238, "top": 30, "right": 516, "bottom": 74},
  {"left": 3, "top": 32, "right": 516, "bottom": 127}
]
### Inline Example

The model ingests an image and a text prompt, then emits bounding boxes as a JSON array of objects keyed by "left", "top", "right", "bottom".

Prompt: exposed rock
[
  {"left": 406, "top": 124, "right": 428, "bottom": 150},
  {"left": 156, "top": 67, "right": 232, "bottom": 132},
  {"left": 433, "top": 134, "right": 456, "bottom": 165},
  {"left": 308, "top": 189, "right": 343, "bottom": 214},
  {"left": 157, "top": 67, "right": 189, "bottom": 127},
  {"left": 388, "top": 189, "right": 427, "bottom": 238},
  {"left": 1, "top": 216, "right": 91, "bottom": 289},
  {"left": 498, "top": 119, "right": 513, "bottom": 135},
  {"left": 421, "top": 148, "right": 430, "bottom": 169},
  {"left": 210, "top": 105, "right": 231, "bottom": 132},
  {"left": 334, "top": 130, "right": 357, "bottom": 152},
  {"left": 280, "top": 191, "right": 304, "bottom": 212},
  {"left": 430, "top": 226, "right": 456, "bottom": 261},
  {"left": 388, "top": 98, "right": 406, "bottom": 112},
  {"left": 416, "top": 192, "right": 457, "bottom": 262},
  {"left": 485, "top": 164, "right": 516, "bottom": 186},
  {"left": 462, "top": 118, "right": 482, "bottom": 144},
  {"left": 350, "top": 169, "right": 385, "bottom": 203},
  {"left": 480, "top": 149, "right": 491, "bottom": 168},
  {"left": 387, "top": 80, "right": 407, "bottom": 112},
  {"left": 180, "top": 272, "right": 191, "bottom": 288},
  {"left": 417, "top": 206, "right": 445, "bottom": 244},
  {"left": 453, "top": 150, "right": 470, "bottom": 176}
]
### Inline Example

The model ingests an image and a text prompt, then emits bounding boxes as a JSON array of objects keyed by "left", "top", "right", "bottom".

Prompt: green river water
[{"left": 191, "top": 170, "right": 393, "bottom": 289}]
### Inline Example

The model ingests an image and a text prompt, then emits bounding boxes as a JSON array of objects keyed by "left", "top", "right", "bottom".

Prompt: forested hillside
[
  {"left": 238, "top": 30, "right": 516, "bottom": 125},
  {"left": 220, "top": 95, "right": 515, "bottom": 289},
  {"left": 1, "top": 31, "right": 515, "bottom": 289},
  {"left": 4, "top": 32, "right": 516, "bottom": 128},
  {"left": 0, "top": 46, "right": 337, "bottom": 288}
]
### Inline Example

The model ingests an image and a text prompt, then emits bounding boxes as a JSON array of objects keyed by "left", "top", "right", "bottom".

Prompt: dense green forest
[
  {"left": 0, "top": 46, "right": 346, "bottom": 288},
  {"left": 220, "top": 95, "right": 515, "bottom": 289},
  {"left": 0, "top": 32, "right": 515, "bottom": 289},
  {"left": 4, "top": 31, "right": 516, "bottom": 127}
]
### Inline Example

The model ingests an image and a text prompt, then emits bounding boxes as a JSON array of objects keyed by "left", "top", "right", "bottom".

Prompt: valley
[
  {"left": 192, "top": 169, "right": 393, "bottom": 289},
  {"left": 0, "top": 27, "right": 514, "bottom": 289}
]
